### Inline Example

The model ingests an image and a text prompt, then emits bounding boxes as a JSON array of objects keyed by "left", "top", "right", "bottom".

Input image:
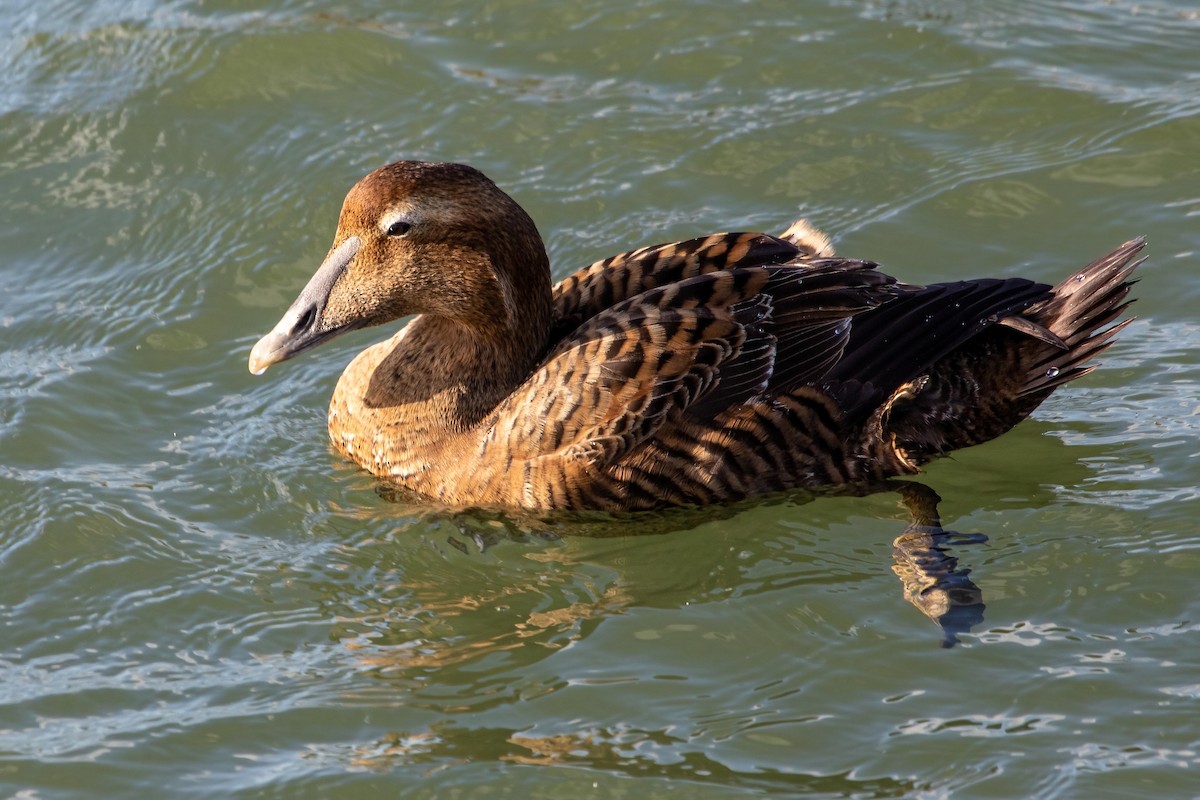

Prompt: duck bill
[{"left": 248, "top": 236, "right": 361, "bottom": 375}]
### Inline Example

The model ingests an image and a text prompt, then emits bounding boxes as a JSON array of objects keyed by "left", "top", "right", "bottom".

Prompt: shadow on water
[{"left": 376, "top": 478, "right": 988, "bottom": 649}]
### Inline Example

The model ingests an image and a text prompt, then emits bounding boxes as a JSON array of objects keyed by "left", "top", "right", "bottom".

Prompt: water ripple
[{"left": 1, "top": 0, "right": 1198, "bottom": 797}]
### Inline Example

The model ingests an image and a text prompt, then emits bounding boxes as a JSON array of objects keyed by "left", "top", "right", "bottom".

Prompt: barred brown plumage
[{"left": 249, "top": 160, "right": 1145, "bottom": 511}]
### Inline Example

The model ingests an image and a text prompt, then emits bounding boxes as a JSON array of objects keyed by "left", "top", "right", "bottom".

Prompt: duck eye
[{"left": 386, "top": 220, "right": 411, "bottom": 237}]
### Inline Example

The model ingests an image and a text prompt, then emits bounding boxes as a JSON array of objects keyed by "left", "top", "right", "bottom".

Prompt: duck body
[{"left": 249, "top": 161, "right": 1143, "bottom": 512}]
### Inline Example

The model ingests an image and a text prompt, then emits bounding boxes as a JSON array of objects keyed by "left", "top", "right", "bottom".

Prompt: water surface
[{"left": 2, "top": 1, "right": 1199, "bottom": 797}]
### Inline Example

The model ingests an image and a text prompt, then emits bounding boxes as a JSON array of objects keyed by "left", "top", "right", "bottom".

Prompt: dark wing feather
[
  {"left": 685, "top": 260, "right": 897, "bottom": 421},
  {"left": 824, "top": 278, "right": 1054, "bottom": 420},
  {"left": 763, "top": 259, "right": 897, "bottom": 391}
]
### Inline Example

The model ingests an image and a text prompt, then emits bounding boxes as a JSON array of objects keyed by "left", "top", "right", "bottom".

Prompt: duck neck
[{"left": 351, "top": 269, "right": 553, "bottom": 437}]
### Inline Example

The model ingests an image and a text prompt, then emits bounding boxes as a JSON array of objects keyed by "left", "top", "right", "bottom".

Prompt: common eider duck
[{"left": 249, "top": 160, "right": 1142, "bottom": 511}]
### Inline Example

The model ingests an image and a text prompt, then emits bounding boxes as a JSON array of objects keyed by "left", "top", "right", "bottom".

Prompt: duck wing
[
  {"left": 491, "top": 262, "right": 894, "bottom": 508},
  {"left": 550, "top": 232, "right": 799, "bottom": 342},
  {"left": 549, "top": 230, "right": 881, "bottom": 419},
  {"left": 686, "top": 260, "right": 895, "bottom": 420}
]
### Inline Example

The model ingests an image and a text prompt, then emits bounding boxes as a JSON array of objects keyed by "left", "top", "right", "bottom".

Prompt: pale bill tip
[{"left": 248, "top": 337, "right": 274, "bottom": 376}]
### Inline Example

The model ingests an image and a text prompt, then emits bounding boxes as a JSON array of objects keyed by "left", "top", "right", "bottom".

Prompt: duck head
[{"left": 249, "top": 160, "right": 552, "bottom": 375}]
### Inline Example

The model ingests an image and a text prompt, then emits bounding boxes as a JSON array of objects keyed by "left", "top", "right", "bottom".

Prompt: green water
[{"left": 3, "top": 1, "right": 1199, "bottom": 797}]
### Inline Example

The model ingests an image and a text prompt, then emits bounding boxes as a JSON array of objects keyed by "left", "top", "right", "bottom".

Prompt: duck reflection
[
  {"left": 889, "top": 481, "right": 987, "bottom": 648},
  {"left": 372, "top": 478, "right": 988, "bottom": 649}
]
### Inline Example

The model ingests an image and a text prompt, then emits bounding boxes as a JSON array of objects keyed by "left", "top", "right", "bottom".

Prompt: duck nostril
[{"left": 291, "top": 307, "right": 316, "bottom": 335}]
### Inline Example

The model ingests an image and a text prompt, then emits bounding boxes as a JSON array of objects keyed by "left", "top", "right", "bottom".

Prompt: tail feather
[
  {"left": 1017, "top": 238, "right": 1144, "bottom": 396},
  {"left": 1021, "top": 315, "right": 1134, "bottom": 396},
  {"left": 1032, "top": 238, "right": 1144, "bottom": 341}
]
